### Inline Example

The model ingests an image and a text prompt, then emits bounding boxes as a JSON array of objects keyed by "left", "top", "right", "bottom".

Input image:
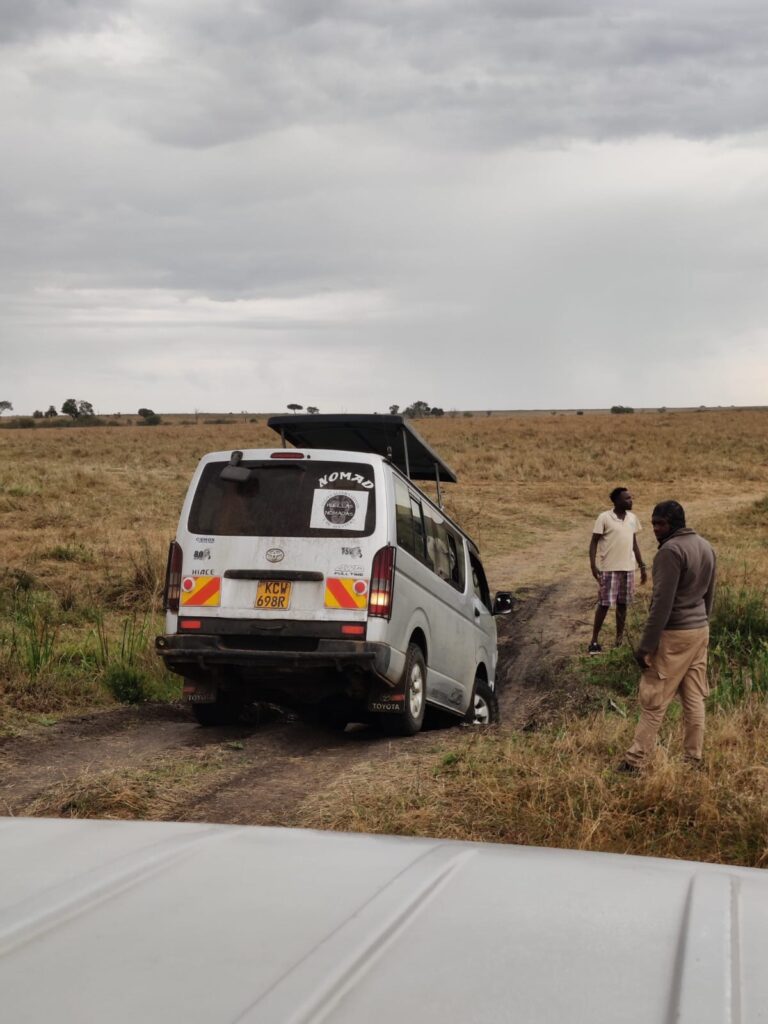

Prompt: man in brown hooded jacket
[{"left": 619, "top": 500, "right": 716, "bottom": 771}]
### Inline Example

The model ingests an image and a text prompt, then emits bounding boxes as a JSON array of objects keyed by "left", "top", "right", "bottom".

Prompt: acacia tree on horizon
[
  {"left": 287, "top": 403, "right": 303, "bottom": 414},
  {"left": 62, "top": 399, "right": 95, "bottom": 419}
]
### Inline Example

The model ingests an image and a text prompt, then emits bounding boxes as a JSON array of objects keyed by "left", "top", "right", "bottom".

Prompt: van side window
[
  {"left": 397, "top": 479, "right": 428, "bottom": 561},
  {"left": 409, "top": 495, "right": 427, "bottom": 562},
  {"left": 469, "top": 552, "right": 492, "bottom": 611},
  {"left": 396, "top": 477, "right": 466, "bottom": 591},
  {"left": 446, "top": 532, "right": 466, "bottom": 591},
  {"left": 423, "top": 503, "right": 464, "bottom": 591}
]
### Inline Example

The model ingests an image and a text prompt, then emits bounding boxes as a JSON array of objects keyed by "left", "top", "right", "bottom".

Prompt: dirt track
[{"left": 0, "top": 581, "right": 593, "bottom": 825}]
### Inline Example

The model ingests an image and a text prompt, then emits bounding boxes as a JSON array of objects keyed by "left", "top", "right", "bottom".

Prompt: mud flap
[{"left": 366, "top": 685, "right": 405, "bottom": 714}]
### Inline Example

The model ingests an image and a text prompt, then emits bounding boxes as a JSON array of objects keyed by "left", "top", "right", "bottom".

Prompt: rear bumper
[{"left": 155, "top": 633, "right": 391, "bottom": 677}]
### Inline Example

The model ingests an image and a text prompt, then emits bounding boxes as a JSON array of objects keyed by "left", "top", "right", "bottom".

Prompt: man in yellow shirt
[{"left": 588, "top": 487, "right": 647, "bottom": 654}]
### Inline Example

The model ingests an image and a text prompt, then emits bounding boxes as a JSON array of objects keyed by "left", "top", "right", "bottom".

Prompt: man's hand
[
  {"left": 634, "top": 649, "right": 650, "bottom": 670},
  {"left": 640, "top": 565, "right": 648, "bottom": 585},
  {"left": 591, "top": 565, "right": 600, "bottom": 582}
]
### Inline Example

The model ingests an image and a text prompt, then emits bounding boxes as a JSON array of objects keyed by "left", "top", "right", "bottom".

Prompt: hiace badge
[{"left": 310, "top": 489, "right": 369, "bottom": 531}]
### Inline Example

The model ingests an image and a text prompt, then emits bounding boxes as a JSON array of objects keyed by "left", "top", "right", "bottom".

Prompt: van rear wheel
[{"left": 382, "top": 643, "right": 427, "bottom": 736}]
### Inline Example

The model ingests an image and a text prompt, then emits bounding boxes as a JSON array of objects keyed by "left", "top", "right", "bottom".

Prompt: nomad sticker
[
  {"left": 310, "top": 489, "right": 369, "bottom": 531},
  {"left": 318, "top": 471, "right": 374, "bottom": 490}
]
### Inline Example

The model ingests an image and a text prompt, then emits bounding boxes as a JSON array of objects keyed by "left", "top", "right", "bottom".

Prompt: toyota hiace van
[{"left": 156, "top": 414, "right": 512, "bottom": 732}]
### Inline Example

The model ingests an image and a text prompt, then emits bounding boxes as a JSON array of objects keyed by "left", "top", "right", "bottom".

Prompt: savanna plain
[{"left": 1, "top": 409, "right": 767, "bottom": 867}]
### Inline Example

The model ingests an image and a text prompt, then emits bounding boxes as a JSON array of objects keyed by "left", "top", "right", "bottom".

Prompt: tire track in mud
[{"left": 1, "top": 582, "right": 590, "bottom": 823}]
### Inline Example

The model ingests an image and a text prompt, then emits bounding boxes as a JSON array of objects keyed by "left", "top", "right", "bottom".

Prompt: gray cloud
[
  {"left": 7, "top": 1, "right": 768, "bottom": 148},
  {"left": 0, "top": 0, "right": 124, "bottom": 45},
  {"left": 2, "top": 1, "right": 768, "bottom": 415}
]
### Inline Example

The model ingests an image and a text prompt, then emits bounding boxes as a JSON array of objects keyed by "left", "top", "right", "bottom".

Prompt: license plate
[{"left": 255, "top": 580, "right": 292, "bottom": 610}]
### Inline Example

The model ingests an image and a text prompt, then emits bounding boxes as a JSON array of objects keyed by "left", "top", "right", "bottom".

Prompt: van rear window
[{"left": 188, "top": 461, "right": 376, "bottom": 537}]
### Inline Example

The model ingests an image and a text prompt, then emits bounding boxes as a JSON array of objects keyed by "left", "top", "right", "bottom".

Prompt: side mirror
[{"left": 492, "top": 591, "right": 514, "bottom": 616}]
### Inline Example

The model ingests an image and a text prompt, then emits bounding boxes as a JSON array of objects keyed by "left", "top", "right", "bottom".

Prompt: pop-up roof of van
[{"left": 267, "top": 414, "right": 458, "bottom": 483}]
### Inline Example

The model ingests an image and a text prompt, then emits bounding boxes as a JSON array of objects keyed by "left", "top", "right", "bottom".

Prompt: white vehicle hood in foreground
[{"left": 1, "top": 816, "right": 765, "bottom": 1023}]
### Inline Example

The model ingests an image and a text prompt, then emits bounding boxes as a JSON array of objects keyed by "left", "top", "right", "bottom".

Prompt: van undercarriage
[{"left": 156, "top": 617, "right": 399, "bottom": 714}]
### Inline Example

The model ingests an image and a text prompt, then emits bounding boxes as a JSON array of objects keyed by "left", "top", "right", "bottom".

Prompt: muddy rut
[{"left": 0, "top": 582, "right": 591, "bottom": 825}]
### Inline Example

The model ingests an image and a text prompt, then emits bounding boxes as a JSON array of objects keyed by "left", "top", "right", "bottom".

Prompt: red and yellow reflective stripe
[
  {"left": 180, "top": 576, "right": 221, "bottom": 607},
  {"left": 324, "top": 577, "right": 368, "bottom": 609}
]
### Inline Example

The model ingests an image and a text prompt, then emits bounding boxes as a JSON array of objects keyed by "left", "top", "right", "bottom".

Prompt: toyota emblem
[{"left": 266, "top": 548, "right": 285, "bottom": 563}]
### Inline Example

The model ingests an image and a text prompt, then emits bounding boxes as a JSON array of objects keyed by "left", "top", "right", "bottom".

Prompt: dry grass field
[{"left": 1, "top": 409, "right": 767, "bottom": 865}]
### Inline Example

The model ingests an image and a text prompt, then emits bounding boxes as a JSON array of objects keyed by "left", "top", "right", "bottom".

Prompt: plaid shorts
[{"left": 598, "top": 571, "right": 636, "bottom": 607}]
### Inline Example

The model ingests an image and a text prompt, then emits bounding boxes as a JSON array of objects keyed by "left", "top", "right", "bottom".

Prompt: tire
[
  {"left": 464, "top": 676, "right": 499, "bottom": 726},
  {"left": 382, "top": 643, "right": 427, "bottom": 736},
  {"left": 190, "top": 695, "right": 244, "bottom": 727}
]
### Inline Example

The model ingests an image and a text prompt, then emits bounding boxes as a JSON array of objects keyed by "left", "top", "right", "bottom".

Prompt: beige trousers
[{"left": 625, "top": 626, "right": 710, "bottom": 766}]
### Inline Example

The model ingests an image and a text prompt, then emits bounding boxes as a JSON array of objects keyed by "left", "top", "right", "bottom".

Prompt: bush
[
  {"left": 138, "top": 414, "right": 162, "bottom": 426},
  {"left": 610, "top": 405, "right": 635, "bottom": 415},
  {"left": 0, "top": 417, "right": 37, "bottom": 429},
  {"left": 103, "top": 665, "right": 148, "bottom": 704}
]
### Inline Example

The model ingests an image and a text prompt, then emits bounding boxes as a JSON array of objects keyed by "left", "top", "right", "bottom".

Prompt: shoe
[
  {"left": 587, "top": 641, "right": 602, "bottom": 655},
  {"left": 615, "top": 760, "right": 640, "bottom": 774}
]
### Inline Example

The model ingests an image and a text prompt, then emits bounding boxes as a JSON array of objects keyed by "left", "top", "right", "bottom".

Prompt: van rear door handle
[{"left": 474, "top": 608, "right": 480, "bottom": 618}]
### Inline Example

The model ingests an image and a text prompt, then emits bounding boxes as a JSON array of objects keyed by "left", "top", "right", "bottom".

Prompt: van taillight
[
  {"left": 163, "top": 540, "right": 183, "bottom": 613},
  {"left": 369, "top": 545, "right": 395, "bottom": 620}
]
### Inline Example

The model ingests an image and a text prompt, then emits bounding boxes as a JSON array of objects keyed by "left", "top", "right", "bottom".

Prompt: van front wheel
[
  {"left": 382, "top": 643, "right": 427, "bottom": 736},
  {"left": 465, "top": 676, "right": 499, "bottom": 726}
]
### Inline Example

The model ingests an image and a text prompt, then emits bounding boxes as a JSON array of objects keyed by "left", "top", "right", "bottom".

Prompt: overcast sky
[{"left": 2, "top": 0, "right": 768, "bottom": 415}]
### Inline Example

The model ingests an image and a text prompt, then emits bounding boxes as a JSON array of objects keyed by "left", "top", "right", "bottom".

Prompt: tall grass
[
  {"left": 0, "top": 581, "right": 175, "bottom": 725},
  {"left": 709, "top": 582, "right": 768, "bottom": 706},
  {"left": 94, "top": 611, "right": 151, "bottom": 669},
  {"left": 7, "top": 594, "right": 58, "bottom": 677},
  {"left": 298, "top": 706, "right": 768, "bottom": 868}
]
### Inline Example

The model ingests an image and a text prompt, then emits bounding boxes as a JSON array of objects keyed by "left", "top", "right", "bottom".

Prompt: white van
[{"left": 156, "top": 414, "right": 512, "bottom": 732}]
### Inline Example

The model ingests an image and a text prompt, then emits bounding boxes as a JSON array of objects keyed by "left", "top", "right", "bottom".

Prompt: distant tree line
[{"left": 389, "top": 401, "right": 444, "bottom": 418}]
